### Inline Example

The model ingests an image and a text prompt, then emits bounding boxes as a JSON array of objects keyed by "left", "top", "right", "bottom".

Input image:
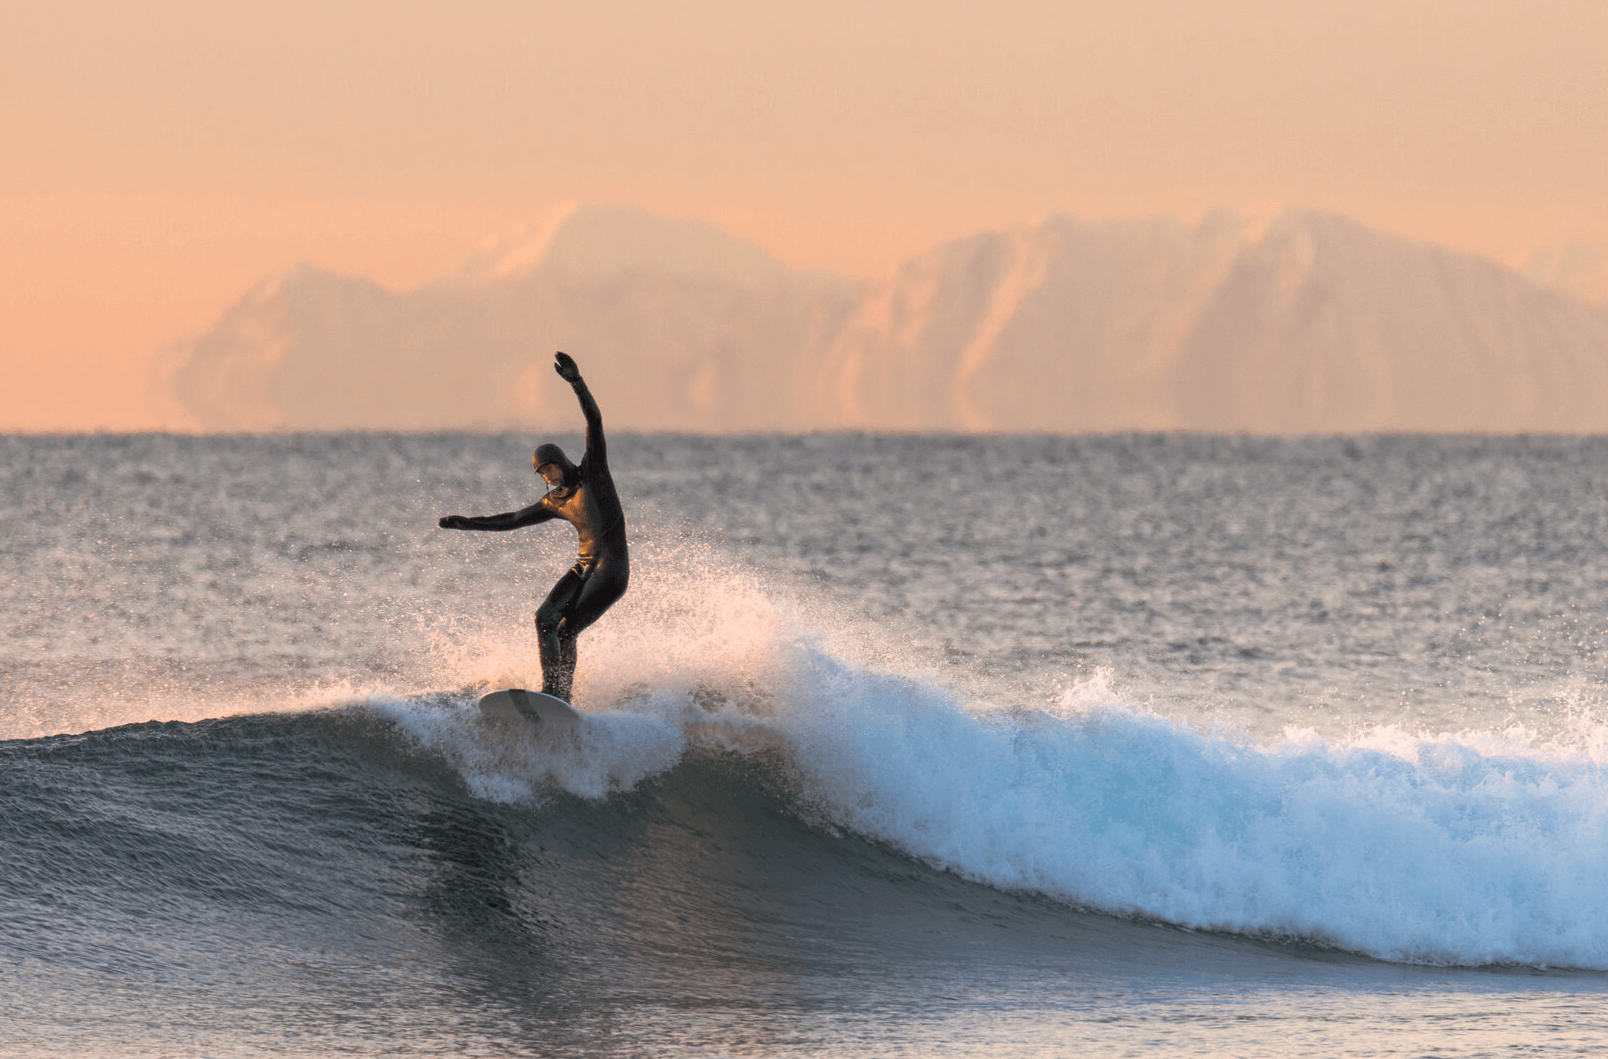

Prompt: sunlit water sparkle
[{"left": 4, "top": 432, "right": 1608, "bottom": 1057}]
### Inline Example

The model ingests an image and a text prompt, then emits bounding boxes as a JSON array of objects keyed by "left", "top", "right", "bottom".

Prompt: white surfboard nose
[{"left": 477, "top": 688, "right": 581, "bottom": 726}]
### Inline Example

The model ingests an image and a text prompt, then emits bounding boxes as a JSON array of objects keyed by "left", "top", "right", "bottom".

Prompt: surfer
[{"left": 437, "top": 352, "right": 628, "bottom": 703}]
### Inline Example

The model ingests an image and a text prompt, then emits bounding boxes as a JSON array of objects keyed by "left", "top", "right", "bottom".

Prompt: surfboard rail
[{"left": 477, "top": 688, "right": 581, "bottom": 726}]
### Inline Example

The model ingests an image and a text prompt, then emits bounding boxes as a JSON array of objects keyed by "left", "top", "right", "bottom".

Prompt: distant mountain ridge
[{"left": 159, "top": 205, "right": 1608, "bottom": 433}]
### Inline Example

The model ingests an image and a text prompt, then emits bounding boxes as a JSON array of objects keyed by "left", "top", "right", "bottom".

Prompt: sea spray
[{"left": 397, "top": 526, "right": 1608, "bottom": 972}]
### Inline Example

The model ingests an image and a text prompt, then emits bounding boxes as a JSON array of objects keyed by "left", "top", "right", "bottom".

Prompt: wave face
[
  {"left": 3, "top": 697, "right": 1244, "bottom": 1057},
  {"left": 757, "top": 653, "right": 1608, "bottom": 968},
  {"left": 368, "top": 647, "right": 1608, "bottom": 971},
  {"left": 9, "top": 651, "right": 1604, "bottom": 986},
  {"left": 6, "top": 433, "right": 1608, "bottom": 1054},
  {"left": 3, "top": 670, "right": 1607, "bottom": 1057}
]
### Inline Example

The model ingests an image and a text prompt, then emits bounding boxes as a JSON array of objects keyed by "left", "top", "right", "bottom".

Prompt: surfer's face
[{"left": 534, "top": 444, "right": 571, "bottom": 487}]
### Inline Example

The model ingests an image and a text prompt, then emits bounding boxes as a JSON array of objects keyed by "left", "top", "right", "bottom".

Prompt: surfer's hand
[
  {"left": 553, "top": 351, "right": 581, "bottom": 383},
  {"left": 438, "top": 515, "right": 466, "bottom": 529}
]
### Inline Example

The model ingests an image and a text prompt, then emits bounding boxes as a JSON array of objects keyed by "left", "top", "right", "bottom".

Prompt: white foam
[
  {"left": 393, "top": 583, "right": 1608, "bottom": 969},
  {"left": 764, "top": 650, "right": 1608, "bottom": 969},
  {"left": 369, "top": 685, "right": 702, "bottom": 803}
]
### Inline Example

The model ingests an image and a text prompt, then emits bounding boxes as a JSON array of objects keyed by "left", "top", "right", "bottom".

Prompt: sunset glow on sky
[{"left": 4, "top": 0, "right": 1606, "bottom": 430}]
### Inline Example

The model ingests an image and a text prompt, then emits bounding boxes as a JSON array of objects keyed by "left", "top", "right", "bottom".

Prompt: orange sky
[{"left": 4, "top": 0, "right": 1606, "bottom": 431}]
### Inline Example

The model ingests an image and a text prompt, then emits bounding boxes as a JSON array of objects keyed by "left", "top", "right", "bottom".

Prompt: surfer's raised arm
[
  {"left": 438, "top": 504, "right": 555, "bottom": 532},
  {"left": 554, "top": 351, "right": 606, "bottom": 465}
]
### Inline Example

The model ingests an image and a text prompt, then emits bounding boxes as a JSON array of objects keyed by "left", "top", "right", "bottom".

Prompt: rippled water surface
[{"left": 4, "top": 432, "right": 1608, "bottom": 1057}]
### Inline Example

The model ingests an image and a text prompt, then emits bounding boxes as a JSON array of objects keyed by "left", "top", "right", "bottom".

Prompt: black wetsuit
[
  {"left": 527, "top": 382, "right": 629, "bottom": 699},
  {"left": 438, "top": 370, "right": 628, "bottom": 701}
]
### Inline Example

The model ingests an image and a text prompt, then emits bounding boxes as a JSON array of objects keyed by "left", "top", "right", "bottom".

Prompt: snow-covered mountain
[
  {"left": 1523, "top": 243, "right": 1608, "bottom": 307},
  {"left": 159, "top": 205, "right": 1608, "bottom": 433},
  {"left": 814, "top": 210, "right": 1608, "bottom": 432},
  {"left": 163, "top": 205, "right": 861, "bottom": 432}
]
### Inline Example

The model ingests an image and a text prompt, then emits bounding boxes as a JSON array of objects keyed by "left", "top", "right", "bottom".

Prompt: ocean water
[{"left": 4, "top": 431, "right": 1608, "bottom": 1057}]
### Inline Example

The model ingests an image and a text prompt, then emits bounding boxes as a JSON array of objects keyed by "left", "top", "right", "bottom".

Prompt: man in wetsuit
[{"left": 437, "top": 352, "right": 628, "bottom": 703}]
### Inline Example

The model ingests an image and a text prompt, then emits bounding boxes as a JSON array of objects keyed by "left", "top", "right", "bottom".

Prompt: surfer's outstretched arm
[
  {"left": 554, "top": 351, "right": 605, "bottom": 465},
  {"left": 438, "top": 503, "right": 555, "bottom": 532}
]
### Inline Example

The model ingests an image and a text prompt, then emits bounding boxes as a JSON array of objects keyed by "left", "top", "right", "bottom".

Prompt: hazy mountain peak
[
  {"left": 457, "top": 201, "right": 582, "bottom": 282},
  {"left": 159, "top": 204, "right": 1608, "bottom": 433},
  {"left": 1522, "top": 243, "right": 1608, "bottom": 305},
  {"left": 453, "top": 202, "right": 798, "bottom": 289}
]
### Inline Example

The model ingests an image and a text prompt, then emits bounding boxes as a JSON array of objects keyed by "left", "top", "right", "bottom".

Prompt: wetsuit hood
[{"left": 534, "top": 444, "right": 577, "bottom": 489}]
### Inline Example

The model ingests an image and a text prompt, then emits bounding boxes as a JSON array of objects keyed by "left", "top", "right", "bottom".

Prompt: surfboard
[{"left": 477, "top": 688, "right": 581, "bottom": 727}]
